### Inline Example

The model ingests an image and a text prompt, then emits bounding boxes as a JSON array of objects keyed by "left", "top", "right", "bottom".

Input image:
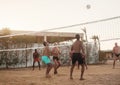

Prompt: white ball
[{"left": 86, "top": 4, "right": 91, "bottom": 9}]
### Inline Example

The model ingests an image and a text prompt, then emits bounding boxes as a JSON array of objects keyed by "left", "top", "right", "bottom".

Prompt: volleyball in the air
[{"left": 86, "top": 4, "right": 91, "bottom": 9}]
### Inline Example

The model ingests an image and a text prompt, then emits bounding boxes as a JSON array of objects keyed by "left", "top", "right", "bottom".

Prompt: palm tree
[
  {"left": 97, "top": 36, "right": 100, "bottom": 52},
  {"left": 81, "top": 27, "right": 88, "bottom": 63},
  {"left": 1, "top": 27, "right": 11, "bottom": 35},
  {"left": 81, "top": 27, "right": 88, "bottom": 42},
  {"left": 96, "top": 36, "right": 100, "bottom": 61},
  {"left": 91, "top": 35, "right": 100, "bottom": 53},
  {"left": 91, "top": 35, "right": 98, "bottom": 45},
  {"left": 91, "top": 35, "right": 100, "bottom": 61}
]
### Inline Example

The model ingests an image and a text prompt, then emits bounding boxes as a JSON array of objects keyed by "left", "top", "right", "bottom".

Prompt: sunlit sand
[{"left": 0, "top": 60, "right": 120, "bottom": 85}]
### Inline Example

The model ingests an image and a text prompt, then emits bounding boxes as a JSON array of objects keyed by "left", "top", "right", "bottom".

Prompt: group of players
[
  {"left": 32, "top": 34, "right": 120, "bottom": 80},
  {"left": 33, "top": 41, "right": 61, "bottom": 78}
]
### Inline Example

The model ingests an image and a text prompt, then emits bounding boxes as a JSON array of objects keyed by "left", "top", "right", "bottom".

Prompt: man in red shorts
[{"left": 33, "top": 49, "right": 41, "bottom": 70}]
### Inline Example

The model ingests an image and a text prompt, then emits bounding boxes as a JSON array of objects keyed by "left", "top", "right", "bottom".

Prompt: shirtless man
[
  {"left": 112, "top": 42, "right": 120, "bottom": 69},
  {"left": 52, "top": 43, "right": 61, "bottom": 74},
  {"left": 41, "top": 41, "right": 52, "bottom": 78},
  {"left": 70, "top": 34, "right": 86, "bottom": 80}
]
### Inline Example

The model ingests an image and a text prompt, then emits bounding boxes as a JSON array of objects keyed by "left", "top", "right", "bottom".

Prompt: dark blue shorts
[
  {"left": 115, "top": 53, "right": 120, "bottom": 57},
  {"left": 53, "top": 56, "right": 59, "bottom": 61},
  {"left": 72, "top": 53, "right": 84, "bottom": 65}
]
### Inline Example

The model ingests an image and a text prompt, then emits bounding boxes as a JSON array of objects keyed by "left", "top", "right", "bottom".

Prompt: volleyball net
[{"left": 0, "top": 16, "right": 120, "bottom": 68}]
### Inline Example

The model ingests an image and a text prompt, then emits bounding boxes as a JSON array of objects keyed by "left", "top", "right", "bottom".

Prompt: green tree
[
  {"left": 1, "top": 27, "right": 11, "bottom": 35},
  {"left": 0, "top": 27, "right": 11, "bottom": 68}
]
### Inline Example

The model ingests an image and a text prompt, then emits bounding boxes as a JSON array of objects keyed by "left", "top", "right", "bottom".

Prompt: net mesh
[{"left": 0, "top": 16, "right": 120, "bottom": 68}]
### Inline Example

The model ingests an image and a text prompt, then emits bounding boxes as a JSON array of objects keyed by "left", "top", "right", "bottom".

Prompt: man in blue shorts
[{"left": 41, "top": 41, "right": 52, "bottom": 78}]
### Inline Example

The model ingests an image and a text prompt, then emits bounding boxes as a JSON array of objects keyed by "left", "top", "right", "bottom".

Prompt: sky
[{"left": 0, "top": 0, "right": 120, "bottom": 50}]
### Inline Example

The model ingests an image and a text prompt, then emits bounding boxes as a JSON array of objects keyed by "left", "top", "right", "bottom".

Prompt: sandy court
[{"left": 0, "top": 60, "right": 120, "bottom": 85}]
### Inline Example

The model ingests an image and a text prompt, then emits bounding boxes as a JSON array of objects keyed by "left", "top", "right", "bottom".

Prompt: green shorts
[{"left": 42, "top": 56, "right": 51, "bottom": 64}]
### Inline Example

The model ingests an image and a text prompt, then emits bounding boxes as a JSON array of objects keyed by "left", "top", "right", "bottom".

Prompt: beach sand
[{"left": 0, "top": 60, "right": 120, "bottom": 85}]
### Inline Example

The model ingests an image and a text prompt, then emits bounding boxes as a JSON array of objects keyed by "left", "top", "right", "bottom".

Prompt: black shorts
[
  {"left": 53, "top": 56, "right": 59, "bottom": 61},
  {"left": 115, "top": 53, "right": 120, "bottom": 57},
  {"left": 72, "top": 53, "right": 84, "bottom": 65}
]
